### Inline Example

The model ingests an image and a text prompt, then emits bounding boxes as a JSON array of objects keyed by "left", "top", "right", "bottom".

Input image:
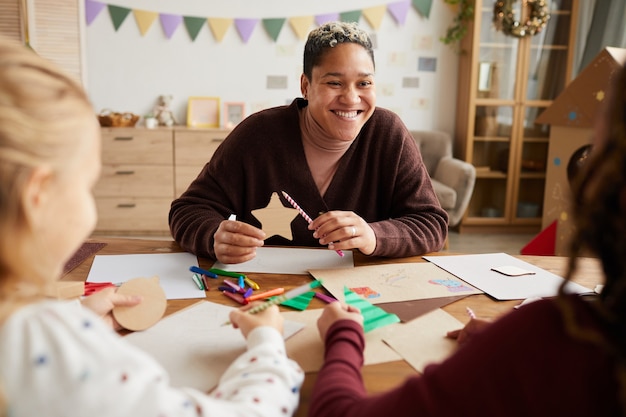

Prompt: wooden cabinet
[
  {"left": 454, "top": 0, "right": 578, "bottom": 232},
  {"left": 95, "top": 128, "right": 175, "bottom": 234},
  {"left": 174, "top": 128, "right": 227, "bottom": 197},
  {"left": 94, "top": 127, "right": 229, "bottom": 236}
]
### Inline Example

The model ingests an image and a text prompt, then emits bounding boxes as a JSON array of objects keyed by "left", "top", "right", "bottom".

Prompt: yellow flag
[
  {"left": 289, "top": 16, "right": 314, "bottom": 40},
  {"left": 208, "top": 17, "right": 232, "bottom": 42},
  {"left": 362, "top": 5, "right": 386, "bottom": 30},
  {"left": 133, "top": 9, "right": 158, "bottom": 36}
]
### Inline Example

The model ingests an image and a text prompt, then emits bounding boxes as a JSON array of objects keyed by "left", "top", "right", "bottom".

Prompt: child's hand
[
  {"left": 229, "top": 303, "right": 283, "bottom": 338},
  {"left": 317, "top": 302, "right": 363, "bottom": 340},
  {"left": 446, "top": 318, "right": 492, "bottom": 346},
  {"left": 81, "top": 287, "right": 142, "bottom": 330}
]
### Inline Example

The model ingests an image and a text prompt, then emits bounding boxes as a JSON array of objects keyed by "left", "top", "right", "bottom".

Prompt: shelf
[{"left": 454, "top": 0, "right": 578, "bottom": 231}]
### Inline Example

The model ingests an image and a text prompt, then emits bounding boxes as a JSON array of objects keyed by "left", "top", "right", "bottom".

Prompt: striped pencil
[
  {"left": 281, "top": 190, "right": 344, "bottom": 257},
  {"left": 222, "top": 280, "right": 323, "bottom": 325}
]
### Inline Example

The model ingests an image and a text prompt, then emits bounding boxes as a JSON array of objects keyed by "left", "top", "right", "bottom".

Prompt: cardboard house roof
[{"left": 536, "top": 47, "right": 626, "bottom": 128}]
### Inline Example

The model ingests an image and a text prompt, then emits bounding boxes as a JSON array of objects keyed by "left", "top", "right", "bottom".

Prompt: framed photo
[
  {"left": 187, "top": 96, "right": 220, "bottom": 128},
  {"left": 223, "top": 102, "right": 245, "bottom": 128}
]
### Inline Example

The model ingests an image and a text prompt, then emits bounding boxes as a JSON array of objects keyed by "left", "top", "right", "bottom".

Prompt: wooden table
[{"left": 63, "top": 238, "right": 603, "bottom": 417}]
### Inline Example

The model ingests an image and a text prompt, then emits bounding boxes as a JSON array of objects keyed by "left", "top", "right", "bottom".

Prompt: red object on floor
[{"left": 520, "top": 220, "right": 557, "bottom": 256}]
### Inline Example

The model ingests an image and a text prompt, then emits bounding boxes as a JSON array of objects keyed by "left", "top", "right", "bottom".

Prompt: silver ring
[{"left": 351, "top": 226, "right": 357, "bottom": 237}]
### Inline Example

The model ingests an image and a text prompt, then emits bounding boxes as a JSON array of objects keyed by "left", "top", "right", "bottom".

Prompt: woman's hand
[
  {"left": 228, "top": 302, "right": 284, "bottom": 338},
  {"left": 309, "top": 211, "right": 376, "bottom": 255},
  {"left": 81, "top": 286, "right": 142, "bottom": 330},
  {"left": 214, "top": 219, "right": 266, "bottom": 264},
  {"left": 317, "top": 302, "right": 363, "bottom": 340},
  {"left": 446, "top": 317, "right": 492, "bottom": 346}
]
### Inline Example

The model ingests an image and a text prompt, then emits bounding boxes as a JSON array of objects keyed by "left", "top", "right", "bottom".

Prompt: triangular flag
[
  {"left": 262, "top": 18, "right": 285, "bottom": 42},
  {"left": 344, "top": 287, "right": 400, "bottom": 333},
  {"left": 339, "top": 10, "right": 362, "bottom": 23},
  {"left": 289, "top": 16, "right": 314, "bottom": 40},
  {"left": 184, "top": 16, "right": 206, "bottom": 41},
  {"left": 315, "top": 13, "right": 339, "bottom": 26},
  {"left": 412, "top": 0, "right": 433, "bottom": 18},
  {"left": 133, "top": 10, "right": 158, "bottom": 36},
  {"left": 160, "top": 13, "right": 183, "bottom": 39},
  {"left": 362, "top": 5, "right": 386, "bottom": 30},
  {"left": 520, "top": 220, "right": 557, "bottom": 256},
  {"left": 208, "top": 18, "right": 232, "bottom": 42},
  {"left": 108, "top": 5, "right": 131, "bottom": 31},
  {"left": 234, "top": 18, "right": 259, "bottom": 43},
  {"left": 388, "top": 0, "right": 411, "bottom": 25},
  {"left": 85, "top": 0, "right": 105, "bottom": 26}
]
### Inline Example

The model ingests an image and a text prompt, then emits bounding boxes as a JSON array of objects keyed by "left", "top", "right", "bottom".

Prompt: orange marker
[{"left": 245, "top": 287, "right": 284, "bottom": 302}]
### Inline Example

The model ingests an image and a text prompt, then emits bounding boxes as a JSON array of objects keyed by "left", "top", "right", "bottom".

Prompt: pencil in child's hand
[{"left": 222, "top": 280, "right": 323, "bottom": 326}]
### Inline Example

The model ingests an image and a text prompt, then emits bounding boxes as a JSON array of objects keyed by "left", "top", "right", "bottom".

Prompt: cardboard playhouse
[{"left": 521, "top": 47, "right": 626, "bottom": 256}]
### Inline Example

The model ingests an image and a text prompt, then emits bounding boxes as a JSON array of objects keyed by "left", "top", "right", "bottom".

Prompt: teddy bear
[{"left": 153, "top": 94, "right": 177, "bottom": 127}]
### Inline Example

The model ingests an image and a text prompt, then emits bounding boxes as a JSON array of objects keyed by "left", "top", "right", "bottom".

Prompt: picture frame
[
  {"left": 187, "top": 96, "right": 220, "bottom": 128},
  {"left": 223, "top": 102, "right": 245, "bottom": 128}
]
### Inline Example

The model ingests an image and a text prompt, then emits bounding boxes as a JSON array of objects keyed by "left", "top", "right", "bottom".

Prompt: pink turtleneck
[{"left": 299, "top": 106, "right": 354, "bottom": 196}]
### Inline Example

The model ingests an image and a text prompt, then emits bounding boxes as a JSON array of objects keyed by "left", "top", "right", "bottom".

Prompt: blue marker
[{"left": 189, "top": 266, "right": 218, "bottom": 279}]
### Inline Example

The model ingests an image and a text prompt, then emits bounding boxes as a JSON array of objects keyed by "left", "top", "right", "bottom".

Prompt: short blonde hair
[
  {"left": 0, "top": 38, "right": 93, "bottom": 284},
  {"left": 303, "top": 21, "right": 374, "bottom": 80}
]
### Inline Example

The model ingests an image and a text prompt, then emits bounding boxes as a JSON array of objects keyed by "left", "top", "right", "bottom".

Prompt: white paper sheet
[
  {"left": 86, "top": 252, "right": 205, "bottom": 300},
  {"left": 424, "top": 253, "right": 593, "bottom": 300},
  {"left": 211, "top": 246, "right": 354, "bottom": 274},
  {"left": 124, "top": 301, "right": 305, "bottom": 393}
]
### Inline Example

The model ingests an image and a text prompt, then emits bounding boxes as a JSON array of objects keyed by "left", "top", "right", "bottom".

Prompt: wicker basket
[{"left": 98, "top": 110, "right": 140, "bottom": 127}]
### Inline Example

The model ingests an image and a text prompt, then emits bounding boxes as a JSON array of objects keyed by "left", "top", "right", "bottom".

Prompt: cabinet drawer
[
  {"left": 95, "top": 164, "right": 174, "bottom": 197},
  {"left": 175, "top": 129, "right": 227, "bottom": 166},
  {"left": 95, "top": 197, "right": 171, "bottom": 232},
  {"left": 175, "top": 165, "right": 206, "bottom": 197},
  {"left": 101, "top": 128, "right": 173, "bottom": 165}
]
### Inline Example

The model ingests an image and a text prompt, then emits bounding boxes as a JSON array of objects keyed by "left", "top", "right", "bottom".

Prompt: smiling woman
[{"left": 169, "top": 21, "right": 449, "bottom": 264}]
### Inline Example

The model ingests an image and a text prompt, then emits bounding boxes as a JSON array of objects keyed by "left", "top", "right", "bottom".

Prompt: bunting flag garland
[
  {"left": 160, "top": 14, "right": 183, "bottom": 39},
  {"left": 208, "top": 18, "right": 231, "bottom": 42},
  {"left": 339, "top": 10, "right": 362, "bottom": 23},
  {"left": 412, "top": 0, "right": 433, "bottom": 18},
  {"left": 184, "top": 16, "right": 206, "bottom": 41},
  {"left": 315, "top": 13, "right": 340, "bottom": 26},
  {"left": 362, "top": 5, "right": 386, "bottom": 30},
  {"left": 133, "top": 10, "right": 158, "bottom": 36},
  {"left": 234, "top": 18, "right": 259, "bottom": 43},
  {"left": 289, "top": 16, "right": 315, "bottom": 40},
  {"left": 85, "top": 0, "right": 105, "bottom": 25},
  {"left": 107, "top": 5, "right": 131, "bottom": 31},
  {"left": 262, "top": 18, "right": 286, "bottom": 42},
  {"left": 388, "top": 0, "right": 411, "bottom": 25},
  {"left": 85, "top": 0, "right": 434, "bottom": 43}
]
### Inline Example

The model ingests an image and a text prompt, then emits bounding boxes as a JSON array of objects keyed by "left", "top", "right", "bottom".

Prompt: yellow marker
[{"left": 244, "top": 276, "right": 260, "bottom": 290}]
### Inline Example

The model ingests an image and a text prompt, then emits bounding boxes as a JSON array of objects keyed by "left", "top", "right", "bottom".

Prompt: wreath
[{"left": 493, "top": 0, "right": 550, "bottom": 38}]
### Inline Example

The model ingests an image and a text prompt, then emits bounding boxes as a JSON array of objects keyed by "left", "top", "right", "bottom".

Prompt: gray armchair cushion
[
  {"left": 431, "top": 180, "right": 456, "bottom": 210},
  {"left": 411, "top": 130, "right": 476, "bottom": 228}
]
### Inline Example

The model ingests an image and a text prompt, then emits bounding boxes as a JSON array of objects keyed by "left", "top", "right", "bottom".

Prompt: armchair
[{"left": 410, "top": 130, "right": 476, "bottom": 228}]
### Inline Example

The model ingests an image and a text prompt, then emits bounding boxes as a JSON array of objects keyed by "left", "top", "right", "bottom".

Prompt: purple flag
[
  {"left": 388, "top": 0, "right": 411, "bottom": 25},
  {"left": 160, "top": 13, "right": 183, "bottom": 39},
  {"left": 85, "top": 0, "right": 106, "bottom": 26},
  {"left": 315, "top": 13, "right": 339, "bottom": 26},
  {"left": 234, "top": 18, "right": 258, "bottom": 43}
]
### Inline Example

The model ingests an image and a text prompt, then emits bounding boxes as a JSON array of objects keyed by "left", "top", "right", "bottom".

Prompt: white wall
[{"left": 85, "top": 0, "right": 458, "bottom": 132}]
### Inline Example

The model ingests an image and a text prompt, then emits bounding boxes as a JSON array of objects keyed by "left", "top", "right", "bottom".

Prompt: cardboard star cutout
[{"left": 251, "top": 192, "right": 299, "bottom": 240}]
